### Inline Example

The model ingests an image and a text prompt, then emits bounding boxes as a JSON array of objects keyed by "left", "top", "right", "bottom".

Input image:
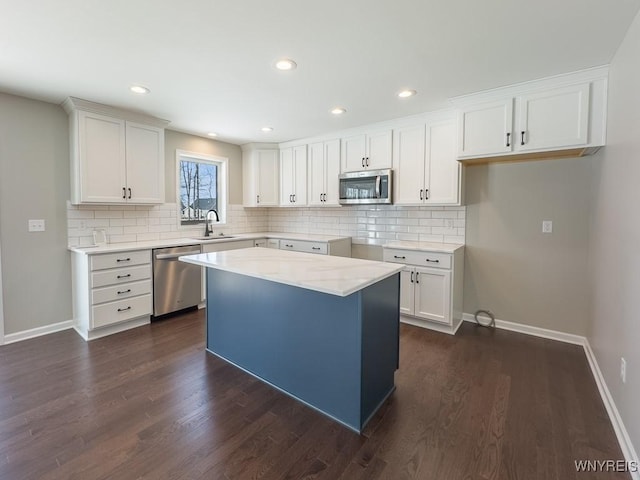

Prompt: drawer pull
[
  {"left": 410, "top": 271, "right": 414, "bottom": 283},
  {"left": 312, "top": 247, "right": 321, "bottom": 250},
  {"left": 116, "top": 258, "right": 131, "bottom": 263},
  {"left": 117, "top": 274, "right": 132, "bottom": 279},
  {"left": 285, "top": 244, "right": 293, "bottom": 248},
  {"left": 415, "top": 272, "right": 420, "bottom": 283},
  {"left": 117, "top": 289, "right": 132, "bottom": 295},
  {"left": 426, "top": 259, "right": 440, "bottom": 263},
  {"left": 394, "top": 255, "right": 406, "bottom": 259},
  {"left": 117, "top": 306, "right": 132, "bottom": 312}
]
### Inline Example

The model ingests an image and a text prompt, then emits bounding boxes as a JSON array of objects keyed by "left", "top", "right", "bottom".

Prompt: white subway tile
[
  {"left": 110, "top": 218, "right": 138, "bottom": 227},
  {"left": 109, "top": 234, "right": 137, "bottom": 243},
  {"left": 123, "top": 225, "right": 149, "bottom": 235},
  {"left": 431, "top": 211, "right": 458, "bottom": 219},
  {"left": 94, "top": 211, "right": 123, "bottom": 219},
  {"left": 68, "top": 210, "right": 95, "bottom": 219}
]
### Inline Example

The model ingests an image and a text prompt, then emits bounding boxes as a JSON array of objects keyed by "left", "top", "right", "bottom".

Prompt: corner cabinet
[
  {"left": 383, "top": 245, "right": 464, "bottom": 335},
  {"left": 308, "top": 139, "right": 340, "bottom": 206},
  {"left": 453, "top": 67, "right": 608, "bottom": 162},
  {"left": 393, "top": 119, "right": 462, "bottom": 206},
  {"left": 63, "top": 97, "right": 168, "bottom": 205},
  {"left": 241, "top": 145, "right": 279, "bottom": 207}
]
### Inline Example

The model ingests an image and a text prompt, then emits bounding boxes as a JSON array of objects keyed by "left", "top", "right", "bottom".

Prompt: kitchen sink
[{"left": 190, "top": 235, "right": 236, "bottom": 241}]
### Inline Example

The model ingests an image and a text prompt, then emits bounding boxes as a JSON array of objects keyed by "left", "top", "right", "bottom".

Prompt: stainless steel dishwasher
[{"left": 152, "top": 244, "right": 202, "bottom": 317}]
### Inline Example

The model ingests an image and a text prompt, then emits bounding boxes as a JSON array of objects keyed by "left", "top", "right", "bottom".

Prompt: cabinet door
[
  {"left": 308, "top": 142, "right": 325, "bottom": 206},
  {"left": 517, "top": 83, "right": 590, "bottom": 152},
  {"left": 458, "top": 99, "right": 513, "bottom": 157},
  {"left": 256, "top": 150, "right": 279, "bottom": 206},
  {"left": 78, "top": 111, "right": 127, "bottom": 203},
  {"left": 125, "top": 122, "right": 164, "bottom": 204},
  {"left": 366, "top": 130, "right": 392, "bottom": 169},
  {"left": 292, "top": 145, "right": 307, "bottom": 205},
  {"left": 399, "top": 267, "right": 416, "bottom": 316},
  {"left": 414, "top": 267, "right": 451, "bottom": 324},
  {"left": 341, "top": 134, "right": 367, "bottom": 172},
  {"left": 393, "top": 124, "right": 426, "bottom": 205},
  {"left": 425, "top": 120, "right": 460, "bottom": 205},
  {"left": 279, "top": 147, "right": 294, "bottom": 205},
  {"left": 324, "top": 139, "right": 341, "bottom": 205}
]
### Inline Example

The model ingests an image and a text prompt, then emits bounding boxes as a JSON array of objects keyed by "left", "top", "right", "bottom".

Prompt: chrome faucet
[{"left": 204, "top": 209, "right": 219, "bottom": 237}]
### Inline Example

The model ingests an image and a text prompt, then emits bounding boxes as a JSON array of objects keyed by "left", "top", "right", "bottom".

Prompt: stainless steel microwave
[{"left": 338, "top": 169, "right": 392, "bottom": 205}]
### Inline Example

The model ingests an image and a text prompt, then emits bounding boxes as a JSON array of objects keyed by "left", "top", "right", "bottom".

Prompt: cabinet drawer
[
  {"left": 279, "top": 239, "right": 328, "bottom": 255},
  {"left": 202, "top": 240, "right": 255, "bottom": 253},
  {"left": 383, "top": 249, "right": 451, "bottom": 269},
  {"left": 91, "top": 294, "right": 152, "bottom": 329},
  {"left": 91, "top": 279, "right": 152, "bottom": 305},
  {"left": 91, "top": 250, "right": 150, "bottom": 271},
  {"left": 91, "top": 264, "right": 151, "bottom": 288}
]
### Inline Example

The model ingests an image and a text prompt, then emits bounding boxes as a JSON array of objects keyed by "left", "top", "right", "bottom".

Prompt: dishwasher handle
[{"left": 155, "top": 250, "right": 200, "bottom": 260}]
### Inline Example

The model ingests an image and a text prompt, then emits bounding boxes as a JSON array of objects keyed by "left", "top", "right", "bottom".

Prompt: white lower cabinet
[
  {"left": 278, "top": 237, "right": 351, "bottom": 257},
  {"left": 384, "top": 246, "right": 464, "bottom": 335},
  {"left": 201, "top": 239, "right": 255, "bottom": 253},
  {"left": 72, "top": 249, "right": 152, "bottom": 340}
]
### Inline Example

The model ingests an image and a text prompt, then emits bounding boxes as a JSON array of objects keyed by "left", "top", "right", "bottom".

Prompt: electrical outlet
[
  {"left": 542, "top": 220, "right": 553, "bottom": 233},
  {"left": 28, "top": 219, "right": 45, "bottom": 232},
  {"left": 621, "top": 357, "right": 627, "bottom": 384}
]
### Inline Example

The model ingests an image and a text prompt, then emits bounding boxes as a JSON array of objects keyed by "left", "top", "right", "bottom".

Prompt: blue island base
[{"left": 206, "top": 268, "right": 400, "bottom": 433}]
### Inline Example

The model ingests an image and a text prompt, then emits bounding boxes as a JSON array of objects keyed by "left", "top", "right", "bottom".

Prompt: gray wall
[
  {"left": 164, "top": 130, "right": 243, "bottom": 205},
  {"left": 588, "top": 8, "right": 640, "bottom": 455},
  {"left": 463, "top": 158, "right": 592, "bottom": 335},
  {"left": 0, "top": 93, "right": 72, "bottom": 335}
]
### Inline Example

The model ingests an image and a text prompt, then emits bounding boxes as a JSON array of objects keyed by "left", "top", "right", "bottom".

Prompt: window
[{"left": 177, "top": 150, "right": 227, "bottom": 226}]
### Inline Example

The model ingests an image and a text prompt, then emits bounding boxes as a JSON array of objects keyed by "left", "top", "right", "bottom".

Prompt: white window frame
[{"left": 176, "top": 150, "right": 229, "bottom": 228}]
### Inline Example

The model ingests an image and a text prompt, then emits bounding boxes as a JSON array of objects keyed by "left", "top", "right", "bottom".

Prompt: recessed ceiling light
[
  {"left": 130, "top": 85, "right": 150, "bottom": 95},
  {"left": 330, "top": 107, "right": 347, "bottom": 115},
  {"left": 207, "top": 132, "right": 218, "bottom": 137},
  {"left": 261, "top": 126, "right": 274, "bottom": 132},
  {"left": 275, "top": 59, "right": 297, "bottom": 71},
  {"left": 398, "top": 89, "right": 417, "bottom": 98}
]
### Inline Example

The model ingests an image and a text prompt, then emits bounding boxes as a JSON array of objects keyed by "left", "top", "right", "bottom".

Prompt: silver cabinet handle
[
  {"left": 506, "top": 132, "right": 511, "bottom": 147},
  {"left": 116, "top": 258, "right": 131, "bottom": 263},
  {"left": 312, "top": 247, "right": 321, "bottom": 250},
  {"left": 117, "top": 306, "right": 131, "bottom": 312},
  {"left": 410, "top": 271, "right": 414, "bottom": 283},
  {"left": 257, "top": 195, "right": 260, "bottom": 204},
  {"left": 521, "top": 131, "right": 526, "bottom": 145},
  {"left": 117, "top": 289, "right": 132, "bottom": 295},
  {"left": 425, "top": 189, "right": 429, "bottom": 200},
  {"left": 426, "top": 258, "right": 440, "bottom": 263},
  {"left": 293, "top": 194, "right": 296, "bottom": 203},
  {"left": 366, "top": 157, "right": 370, "bottom": 167},
  {"left": 284, "top": 244, "right": 293, "bottom": 248},
  {"left": 416, "top": 272, "right": 419, "bottom": 284},
  {"left": 122, "top": 187, "right": 126, "bottom": 199},
  {"left": 420, "top": 189, "right": 423, "bottom": 201},
  {"left": 361, "top": 157, "right": 365, "bottom": 168},
  {"left": 116, "top": 274, "right": 131, "bottom": 279},
  {"left": 394, "top": 255, "right": 406, "bottom": 259}
]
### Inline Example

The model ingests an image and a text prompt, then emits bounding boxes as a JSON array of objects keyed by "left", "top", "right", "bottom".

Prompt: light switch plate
[
  {"left": 542, "top": 220, "right": 553, "bottom": 233},
  {"left": 28, "top": 219, "right": 45, "bottom": 232}
]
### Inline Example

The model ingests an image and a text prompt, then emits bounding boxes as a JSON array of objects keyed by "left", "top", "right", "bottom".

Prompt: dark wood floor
[{"left": 0, "top": 310, "right": 627, "bottom": 480}]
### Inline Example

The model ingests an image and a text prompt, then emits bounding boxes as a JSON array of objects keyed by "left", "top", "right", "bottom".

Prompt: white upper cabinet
[
  {"left": 308, "top": 139, "right": 340, "bottom": 206},
  {"left": 341, "top": 129, "right": 392, "bottom": 172},
  {"left": 64, "top": 97, "right": 168, "bottom": 205},
  {"left": 280, "top": 145, "right": 307, "bottom": 206},
  {"left": 453, "top": 67, "right": 608, "bottom": 162},
  {"left": 517, "top": 84, "right": 589, "bottom": 152},
  {"left": 393, "top": 119, "right": 461, "bottom": 206},
  {"left": 242, "top": 146, "right": 279, "bottom": 207},
  {"left": 458, "top": 99, "right": 514, "bottom": 157},
  {"left": 124, "top": 121, "right": 164, "bottom": 204}
]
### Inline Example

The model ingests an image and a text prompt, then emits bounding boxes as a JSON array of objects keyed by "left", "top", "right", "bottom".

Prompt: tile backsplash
[
  {"left": 67, "top": 203, "right": 268, "bottom": 247},
  {"left": 266, "top": 205, "right": 465, "bottom": 244},
  {"left": 67, "top": 202, "right": 465, "bottom": 247}
]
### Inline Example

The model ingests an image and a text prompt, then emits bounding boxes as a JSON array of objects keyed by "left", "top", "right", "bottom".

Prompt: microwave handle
[{"left": 375, "top": 175, "right": 381, "bottom": 198}]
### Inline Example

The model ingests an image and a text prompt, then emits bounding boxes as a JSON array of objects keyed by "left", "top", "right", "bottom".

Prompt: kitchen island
[{"left": 180, "top": 247, "right": 403, "bottom": 433}]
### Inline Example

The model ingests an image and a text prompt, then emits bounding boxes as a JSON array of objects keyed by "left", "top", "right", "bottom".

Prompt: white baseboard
[
  {"left": 3, "top": 319, "right": 74, "bottom": 344},
  {"left": 462, "top": 312, "right": 585, "bottom": 345},
  {"left": 583, "top": 339, "right": 640, "bottom": 480},
  {"left": 463, "top": 311, "right": 638, "bottom": 475}
]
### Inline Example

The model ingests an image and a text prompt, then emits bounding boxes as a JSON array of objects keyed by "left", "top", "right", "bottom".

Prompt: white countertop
[
  {"left": 68, "top": 232, "right": 351, "bottom": 255},
  {"left": 383, "top": 241, "right": 464, "bottom": 253},
  {"left": 179, "top": 247, "right": 404, "bottom": 297}
]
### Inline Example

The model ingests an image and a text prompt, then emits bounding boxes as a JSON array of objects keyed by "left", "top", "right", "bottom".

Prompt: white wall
[
  {"left": 0, "top": 236, "right": 4, "bottom": 344},
  {"left": 588, "top": 8, "right": 640, "bottom": 459}
]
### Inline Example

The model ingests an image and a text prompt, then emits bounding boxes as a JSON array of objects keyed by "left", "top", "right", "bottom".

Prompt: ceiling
[{"left": 1, "top": 0, "right": 639, "bottom": 145}]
